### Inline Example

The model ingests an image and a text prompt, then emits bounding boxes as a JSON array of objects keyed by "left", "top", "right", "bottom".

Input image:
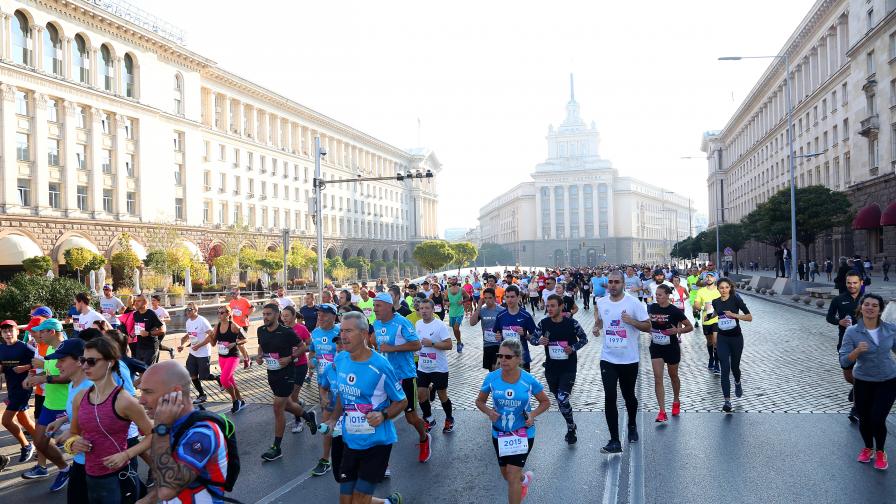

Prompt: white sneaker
[{"left": 291, "top": 420, "right": 305, "bottom": 434}]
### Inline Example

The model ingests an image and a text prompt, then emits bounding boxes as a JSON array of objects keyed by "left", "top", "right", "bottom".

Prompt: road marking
[
  {"left": 629, "top": 410, "right": 645, "bottom": 504},
  {"left": 255, "top": 466, "right": 318, "bottom": 504},
  {"left": 601, "top": 449, "right": 621, "bottom": 504}
]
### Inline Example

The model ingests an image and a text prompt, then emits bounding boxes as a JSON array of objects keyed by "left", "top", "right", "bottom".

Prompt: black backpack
[{"left": 171, "top": 411, "right": 242, "bottom": 502}]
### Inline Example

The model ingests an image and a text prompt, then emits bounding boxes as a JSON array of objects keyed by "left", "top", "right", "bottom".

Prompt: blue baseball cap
[
  {"left": 373, "top": 292, "right": 393, "bottom": 304},
  {"left": 31, "top": 306, "right": 53, "bottom": 318},
  {"left": 45, "top": 338, "right": 84, "bottom": 360},
  {"left": 316, "top": 303, "right": 338, "bottom": 315},
  {"left": 33, "top": 318, "right": 63, "bottom": 332}
]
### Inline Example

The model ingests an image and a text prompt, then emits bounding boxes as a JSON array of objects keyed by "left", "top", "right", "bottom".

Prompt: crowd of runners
[{"left": 0, "top": 259, "right": 894, "bottom": 503}]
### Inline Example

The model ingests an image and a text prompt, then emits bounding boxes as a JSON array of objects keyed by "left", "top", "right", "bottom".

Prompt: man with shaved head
[{"left": 138, "top": 360, "right": 233, "bottom": 504}]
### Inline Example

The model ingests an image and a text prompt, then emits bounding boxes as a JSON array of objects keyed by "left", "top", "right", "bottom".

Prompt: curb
[{"left": 738, "top": 289, "right": 828, "bottom": 317}]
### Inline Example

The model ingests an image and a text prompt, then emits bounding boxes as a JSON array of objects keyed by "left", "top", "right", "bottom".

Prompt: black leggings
[
  {"left": 716, "top": 334, "right": 744, "bottom": 398},
  {"left": 600, "top": 360, "right": 638, "bottom": 441},
  {"left": 854, "top": 377, "right": 896, "bottom": 450},
  {"left": 529, "top": 296, "right": 539, "bottom": 312}
]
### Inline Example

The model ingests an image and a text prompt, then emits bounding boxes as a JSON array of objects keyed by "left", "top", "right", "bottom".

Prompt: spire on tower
[{"left": 570, "top": 73, "right": 575, "bottom": 102}]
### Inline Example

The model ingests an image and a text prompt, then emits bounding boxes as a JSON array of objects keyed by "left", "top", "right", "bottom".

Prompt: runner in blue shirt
[
  {"left": 493, "top": 286, "right": 541, "bottom": 371},
  {"left": 476, "top": 339, "right": 550, "bottom": 504},
  {"left": 318, "top": 334, "right": 346, "bottom": 482},
  {"left": 591, "top": 272, "right": 608, "bottom": 300},
  {"left": 371, "top": 292, "right": 430, "bottom": 464},
  {"left": 326, "top": 312, "right": 404, "bottom": 504}
]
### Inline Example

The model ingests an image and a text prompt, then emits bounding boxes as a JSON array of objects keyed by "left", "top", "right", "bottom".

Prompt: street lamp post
[{"left": 312, "top": 134, "right": 433, "bottom": 298}]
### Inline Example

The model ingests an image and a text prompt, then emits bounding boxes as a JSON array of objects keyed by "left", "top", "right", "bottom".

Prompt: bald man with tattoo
[{"left": 138, "top": 360, "right": 233, "bottom": 503}]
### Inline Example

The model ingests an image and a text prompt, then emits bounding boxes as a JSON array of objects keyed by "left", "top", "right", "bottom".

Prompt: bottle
[
  {"left": 844, "top": 315, "right": 852, "bottom": 326},
  {"left": 318, "top": 423, "right": 330, "bottom": 434}
]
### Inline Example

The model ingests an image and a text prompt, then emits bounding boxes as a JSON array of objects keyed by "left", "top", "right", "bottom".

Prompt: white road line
[
  {"left": 628, "top": 410, "right": 645, "bottom": 504},
  {"left": 255, "top": 467, "right": 317, "bottom": 504}
]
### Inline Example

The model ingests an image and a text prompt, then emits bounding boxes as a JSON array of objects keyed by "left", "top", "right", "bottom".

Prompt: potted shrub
[{"left": 167, "top": 284, "right": 186, "bottom": 306}]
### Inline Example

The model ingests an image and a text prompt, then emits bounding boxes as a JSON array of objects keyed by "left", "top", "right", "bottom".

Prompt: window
[
  {"left": 75, "top": 144, "right": 87, "bottom": 169},
  {"left": 569, "top": 185, "right": 579, "bottom": 239},
  {"left": 867, "top": 8, "right": 874, "bottom": 32},
  {"left": 77, "top": 186, "right": 87, "bottom": 210},
  {"left": 101, "top": 112, "right": 110, "bottom": 134},
  {"left": 77, "top": 106, "right": 87, "bottom": 128},
  {"left": 597, "top": 184, "right": 609, "bottom": 237},
  {"left": 12, "top": 11, "right": 31, "bottom": 66},
  {"left": 233, "top": 148, "right": 240, "bottom": 166},
  {"left": 124, "top": 118, "right": 133, "bottom": 139},
  {"left": 219, "top": 173, "right": 226, "bottom": 192},
  {"left": 47, "top": 99, "right": 58, "bottom": 122},
  {"left": 125, "top": 155, "right": 135, "bottom": 177},
  {"left": 203, "top": 201, "right": 210, "bottom": 223},
  {"left": 175, "top": 165, "right": 184, "bottom": 186},
  {"left": 48, "top": 138, "right": 60, "bottom": 166},
  {"left": 100, "top": 44, "right": 114, "bottom": 92},
  {"left": 16, "top": 133, "right": 29, "bottom": 161},
  {"left": 234, "top": 175, "right": 241, "bottom": 194},
  {"left": 173, "top": 73, "right": 183, "bottom": 115},
  {"left": 867, "top": 51, "right": 876, "bottom": 76},
  {"left": 43, "top": 23, "right": 62, "bottom": 76},
  {"left": 102, "top": 189, "right": 113, "bottom": 212},
  {"left": 891, "top": 123, "right": 896, "bottom": 160},
  {"left": 554, "top": 186, "right": 565, "bottom": 239},
  {"left": 833, "top": 124, "right": 838, "bottom": 144},
  {"left": 891, "top": 32, "right": 896, "bottom": 60},
  {"left": 843, "top": 118, "right": 849, "bottom": 139},
  {"left": 127, "top": 192, "right": 136, "bottom": 215},
  {"left": 123, "top": 54, "right": 136, "bottom": 98},
  {"left": 219, "top": 144, "right": 226, "bottom": 161},
  {"left": 832, "top": 90, "right": 837, "bottom": 110},
  {"left": 48, "top": 183, "right": 60, "bottom": 209},
  {"left": 73, "top": 34, "right": 89, "bottom": 84},
  {"left": 822, "top": 99, "right": 827, "bottom": 118},
  {"left": 173, "top": 132, "right": 183, "bottom": 152},
  {"left": 175, "top": 198, "right": 183, "bottom": 220},
  {"left": 871, "top": 137, "right": 880, "bottom": 168},
  {"left": 102, "top": 150, "right": 112, "bottom": 173},
  {"left": 842, "top": 83, "right": 848, "bottom": 106},
  {"left": 15, "top": 90, "right": 28, "bottom": 115},
  {"left": 17, "top": 179, "right": 30, "bottom": 206}
]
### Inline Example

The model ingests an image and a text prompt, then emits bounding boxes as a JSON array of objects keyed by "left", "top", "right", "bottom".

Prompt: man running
[
  {"left": 98, "top": 284, "right": 125, "bottom": 329},
  {"left": 300, "top": 292, "right": 319, "bottom": 333},
  {"left": 693, "top": 272, "right": 721, "bottom": 374},
  {"left": 228, "top": 288, "right": 255, "bottom": 336},
  {"left": 536, "top": 294, "right": 588, "bottom": 444},
  {"left": 176, "top": 302, "right": 215, "bottom": 404},
  {"left": 415, "top": 298, "right": 455, "bottom": 434},
  {"left": 0, "top": 320, "right": 36, "bottom": 465},
  {"left": 132, "top": 294, "right": 164, "bottom": 366},
  {"left": 471, "top": 288, "right": 506, "bottom": 371},
  {"left": 372, "top": 293, "right": 430, "bottom": 463},
  {"left": 594, "top": 270, "right": 650, "bottom": 454},
  {"left": 494, "top": 285, "right": 539, "bottom": 372},
  {"left": 309, "top": 303, "right": 341, "bottom": 475},
  {"left": 256, "top": 303, "right": 318, "bottom": 462},
  {"left": 275, "top": 286, "right": 296, "bottom": 311},
  {"left": 827, "top": 271, "right": 863, "bottom": 422},
  {"left": 446, "top": 280, "right": 469, "bottom": 353},
  {"left": 326, "top": 312, "right": 404, "bottom": 504}
]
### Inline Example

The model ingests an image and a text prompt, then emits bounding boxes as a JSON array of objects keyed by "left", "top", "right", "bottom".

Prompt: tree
[
  {"left": 345, "top": 256, "right": 371, "bottom": 278},
  {"left": 212, "top": 254, "right": 238, "bottom": 286},
  {"left": 477, "top": 242, "right": 513, "bottom": 266},
  {"left": 144, "top": 250, "right": 169, "bottom": 274},
  {"left": 238, "top": 247, "right": 259, "bottom": 272},
  {"left": 793, "top": 185, "right": 852, "bottom": 255},
  {"left": 255, "top": 254, "right": 284, "bottom": 278},
  {"left": 331, "top": 265, "right": 356, "bottom": 284},
  {"left": 110, "top": 250, "right": 141, "bottom": 289},
  {"left": 63, "top": 247, "right": 94, "bottom": 281},
  {"left": 717, "top": 223, "right": 748, "bottom": 273},
  {"left": 22, "top": 256, "right": 52, "bottom": 275},
  {"left": 450, "top": 242, "right": 478, "bottom": 267},
  {"left": 287, "top": 243, "right": 317, "bottom": 270},
  {"left": 741, "top": 191, "right": 792, "bottom": 248},
  {"left": 413, "top": 240, "right": 455, "bottom": 272},
  {"left": 670, "top": 237, "right": 694, "bottom": 260},
  {"left": 0, "top": 273, "right": 90, "bottom": 322},
  {"left": 166, "top": 247, "right": 192, "bottom": 277},
  {"left": 325, "top": 257, "right": 346, "bottom": 278}
]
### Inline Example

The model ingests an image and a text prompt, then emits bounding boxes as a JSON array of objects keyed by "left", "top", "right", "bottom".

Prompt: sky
[{"left": 147, "top": 0, "right": 815, "bottom": 236}]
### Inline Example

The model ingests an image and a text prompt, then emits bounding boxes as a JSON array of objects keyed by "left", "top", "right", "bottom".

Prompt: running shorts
[
  {"left": 293, "top": 363, "right": 309, "bottom": 386},
  {"left": 492, "top": 436, "right": 535, "bottom": 468},
  {"left": 185, "top": 355, "right": 212, "bottom": 380},
  {"left": 649, "top": 343, "right": 681, "bottom": 365},
  {"left": 544, "top": 369, "right": 576, "bottom": 395},
  {"left": 4, "top": 390, "right": 31, "bottom": 411},
  {"left": 449, "top": 315, "right": 463, "bottom": 327},
  {"left": 401, "top": 378, "right": 418, "bottom": 413},
  {"left": 416, "top": 371, "right": 448, "bottom": 391},
  {"left": 702, "top": 322, "right": 717, "bottom": 337},
  {"left": 339, "top": 443, "right": 392, "bottom": 484},
  {"left": 267, "top": 368, "right": 295, "bottom": 398},
  {"left": 482, "top": 345, "right": 500, "bottom": 370}
]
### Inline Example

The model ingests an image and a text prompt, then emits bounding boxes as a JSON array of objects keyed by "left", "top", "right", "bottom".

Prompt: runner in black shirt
[
  {"left": 0, "top": 320, "right": 36, "bottom": 462},
  {"left": 535, "top": 294, "right": 588, "bottom": 444},
  {"left": 648, "top": 285, "right": 692, "bottom": 422},
  {"left": 256, "top": 303, "right": 318, "bottom": 462},
  {"left": 131, "top": 294, "right": 163, "bottom": 365},
  {"left": 710, "top": 279, "right": 753, "bottom": 413},
  {"left": 300, "top": 292, "right": 319, "bottom": 332}
]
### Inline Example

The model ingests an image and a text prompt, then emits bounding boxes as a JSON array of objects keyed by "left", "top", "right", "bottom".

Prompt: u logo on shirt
[
  {"left": 505, "top": 389, "right": 515, "bottom": 399},
  {"left": 321, "top": 337, "right": 329, "bottom": 344},
  {"left": 347, "top": 373, "right": 357, "bottom": 385}
]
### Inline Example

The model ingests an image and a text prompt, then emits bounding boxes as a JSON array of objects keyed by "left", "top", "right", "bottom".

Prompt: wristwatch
[{"left": 153, "top": 424, "right": 172, "bottom": 436}]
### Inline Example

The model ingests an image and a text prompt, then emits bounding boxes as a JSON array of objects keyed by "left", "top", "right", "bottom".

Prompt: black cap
[{"left": 44, "top": 338, "right": 85, "bottom": 360}]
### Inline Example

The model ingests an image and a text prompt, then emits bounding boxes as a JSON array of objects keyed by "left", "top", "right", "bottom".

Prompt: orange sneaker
[
  {"left": 857, "top": 448, "right": 874, "bottom": 463},
  {"left": 521, "top": 471, "right": 534, "bottom": 500},
  {"left": 417, "top": 433, "right": 432, "bottom": 463}
]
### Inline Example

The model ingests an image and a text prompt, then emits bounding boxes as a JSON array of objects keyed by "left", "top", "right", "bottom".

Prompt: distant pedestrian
[
  {"left": 884, "top": 257, "right": 890, "bottom": 282},
  {"left": 825, "top": 258, "right": 834, "bottom": 282}
]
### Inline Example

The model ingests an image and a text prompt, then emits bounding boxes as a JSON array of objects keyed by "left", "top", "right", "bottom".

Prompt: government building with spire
[{"left": 478, "top": 75, "right": 693, "bottom": 266}]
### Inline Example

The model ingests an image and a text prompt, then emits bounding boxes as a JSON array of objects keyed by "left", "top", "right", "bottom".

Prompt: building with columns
[
  {"left": 0, "top": 0, "right": 441, "bottom": 280},
  {"left": 480, "top": 76, "right": 693, "bottom": 266},
  {"left": 704, "top": 0, "right": 896, "bottom": 266}
]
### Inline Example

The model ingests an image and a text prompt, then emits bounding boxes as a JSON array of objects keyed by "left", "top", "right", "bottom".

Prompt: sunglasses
[
  {"left": 218, "top": 311, "right": 228, "bottom": 315},
  {"left": 496, "top": 353, "right": 517, "bottom": 360},
  {"left": 607, "top": 280, "right": 622, "bottom": 284},
  {"left": 78, "top": 356, "right": 103, "bottom": 367}
]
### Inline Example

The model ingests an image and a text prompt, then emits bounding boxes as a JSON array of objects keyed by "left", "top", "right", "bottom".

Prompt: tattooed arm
[{"left": 149, "top": 391, "right": 198, "bottom": 501}]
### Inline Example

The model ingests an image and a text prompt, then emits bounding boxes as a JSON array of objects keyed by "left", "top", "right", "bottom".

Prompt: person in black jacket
[
  {"left": 834, "top": 257, "right": 850, "bottom": 294},
  {"left": 827, "top": 271, "right": 863, "bottom": 422}
]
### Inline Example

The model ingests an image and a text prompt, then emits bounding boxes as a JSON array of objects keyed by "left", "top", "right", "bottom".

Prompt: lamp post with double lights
[{"left": 311, "top": 136, "right": 433, "bottom": 298}]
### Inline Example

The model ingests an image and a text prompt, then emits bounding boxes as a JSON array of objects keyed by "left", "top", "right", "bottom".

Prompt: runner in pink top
[{"left": 281, "top": 305, "right": 311, "bottom": 433}]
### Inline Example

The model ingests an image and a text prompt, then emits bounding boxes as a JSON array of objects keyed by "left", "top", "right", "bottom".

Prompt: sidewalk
[{"left": 738, "top": 268, "right": 896, "bottom": 299}]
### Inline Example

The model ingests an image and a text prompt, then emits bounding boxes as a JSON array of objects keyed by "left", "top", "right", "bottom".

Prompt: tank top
[
  {"left": 215, "top": 322, "right": 241, "bottom": 358},
  {"left": 79, "top": 385, "right": 129, "bottom": 477}
]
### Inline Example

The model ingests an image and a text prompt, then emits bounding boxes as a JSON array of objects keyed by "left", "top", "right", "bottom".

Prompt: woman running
[
  {"left": 711, "top": 278, "right": 752, "bottom": 413},
  {"left": 431, "top": 283, "right": 446, "bottom": 321},
  {"left": 476, "top": 339, "right": 550, "bottom": 504},
  {"left": 213, "top": 306, "right": 247, "bottom": 414},
  {"left": 839, "top": 293, "right": 896, "bottom": 471},
  {"left": 67, "top": 337, "right": 153, "bottom": 503},
  {"left": 280, "top": 305, "right": 311, "bottom": 433},
  {"left": 648, "top": 285, "right": 693, "bottom": 422}
]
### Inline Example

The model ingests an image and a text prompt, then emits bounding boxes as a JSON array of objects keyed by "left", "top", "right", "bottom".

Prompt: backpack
[{"left": 172, "top": 411, "right": 242, "bottom": 502}]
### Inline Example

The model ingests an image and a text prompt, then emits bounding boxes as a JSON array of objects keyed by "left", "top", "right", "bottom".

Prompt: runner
[
  {"left": 535, "top": 294, "right": 588, "bottom": 444},
  {"left": 686, "top": 267, "right": 701, "bottom": 328},
  {"left": 580, "top": 273, "right": 592, "bottom": 311},
  {"left": 476, "top": 339, "right": 551, "bottom": 504},
  {"left": 325, "top": 311, "right": 404, "bottom": 504},
  {"left": 712, "top": 279, "right": 752, "bottom": 413},
  {"left": 358, "top": 288, "right": 376, "bottom": 325},
  {"left": 176, "top": 302, "right": 215, "bottom": 405},
  {"left": 540, "top": 276, "right": 557, "bottom": 310},
  {"left": 527, "top": 280, "right": 540, "bottom": 313},
  {"left": 300, "top": 292, "right": 320, "bottom": 332},
  {"left": 494, "top": 286, "right": 539, "bottom": 372},
  {"left": 647, "top": 269, "right": 674, "bottom": 305},
  {"left": 554, "top": 283, "right": 578, "bottom": 318},
  {"left": 280, "top": 306, "right": 312, "bottom": 435},
  {"left": 316, "top": 332, "right": 345, "bottom": 481},
  {"left": 430, "top": 283, "right": 446, "bottom": 321},
  {"left": 131, "top": 294, "right": 164, "bottom": 367},
  {"left": 275, "top": 286, "right": 296, "bottom": 311},
  {"left": 415, "top": 298, "right": 455, "bottom": 434},
  {"left": 839, "top": 293, "right": 896, "bottom": 471},
  {"left": 211, "top": 305, "right": 247, "bottom": 414},
  {"left": 693, "top": 272, "right": 721, "bottom": 374},
  {"left": 0, "top": 320, "right": 36, "bottom": 465},
  {"left": 256, "top": 303, "right": 318, "bottom": 462},
  {"left": 446, "top": 280, "right": 469, "bottom": 353},
  {"left": 98, "top": 285, "right": 125, "bottom": 330},
  {"left": 228, "top": 288, "right": 255, "bottom": 338},
  {"left": 648, "top": 285, "right": 693, "bottom": 422},
  {"left": 372, "top": 292, "right": 431, "bottom": 463},
  {"left": 594, "top": 270, "right": 650, "bottom": 453},
  {"left": 471, "top": 288, "right": 506, "bottom": 371},
  {"left": 827, "top": 271, "right": 863, "bottom": 422},
  {"left": 150, "top": 294, "right": 176, "bottom": 361},
  {"left": 73, "top": 292, "right": 105, "bottom": 335},
  {"left": 310, "top": 303, "right": 341, "bottom": 474}
]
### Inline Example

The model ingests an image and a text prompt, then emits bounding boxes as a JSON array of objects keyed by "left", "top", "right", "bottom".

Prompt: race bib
[
  {"left": 717, "top": 317, "right": 736, "bottom": 331},
  {"left": 134, "top": 322, "right": 145, "bottom": 334},
  {"left": 548, "top": 342, "right": 569, "bottom": 360},
  {"left": 317, "top": 353, "right": 334, "bottom": 374},
  {"left": 503, "top": 326, "right": 521, "bottom": 340},
  {"left": 434, "top": 305, "right": 443, "bottom": 313},
  {"left": 651, "top": 330, "right": 671, "bottom": 345},
  {"left": 345, "top": 404, "right": 375, "bottom": 435},
  {"left": 497, "top": 428, "right": 529, "bottom": 457},
  {"left": 332, "top": 417, "right": 344, "bottom": 437},
  {"left": 705, "top": 303, "right": 714, "bottom": 315},
  {"left": 217, "top": 343, "right": 230, "bottom": 354},
  {"left": 263, "top": 354, "right": 281, "bottom": 371},
  {"left": 419, "top": 351, "right": 438, "bottom": 371},
  {"left": 605, "top": 322, "right": 628, "bottom": 349},
  {"left": 363, "top": 308, "right": 372, "bottom": 318},
  {"left": 483, "top": 330, "right": 497, "bottom": 343},
  {"left": 232, "top": 309, "right": 243, "bottom": 317}
]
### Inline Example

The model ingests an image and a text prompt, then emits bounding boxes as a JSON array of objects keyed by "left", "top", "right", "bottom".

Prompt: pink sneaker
[
  {"left": 857, "top": 448, "right": 874, "bottom": 463},
  {"left": 874, "top": 451, "right": 888, "bottom": 470},
  {"left": 521, "top": 471, "right": 534, "bottom": 500}
]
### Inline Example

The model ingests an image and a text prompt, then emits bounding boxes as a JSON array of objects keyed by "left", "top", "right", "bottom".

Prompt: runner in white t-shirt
[
  {"left": 275, "top": 286, "right": 296, "bottom": 311},
  {"left": 415, "top": 298, "right": 455, "bottom": 434},
  {"left": 99, "top": 285, "right": 125, "bottom": 326},
  {"left": 177, "top": 302, "right": 215, "bottom": 404},
  {"left": 594, "top": 270, "right": 650, "bottom": 455},
  {"left": 74, "top": 294, "right": 104, "bottom": 333}
]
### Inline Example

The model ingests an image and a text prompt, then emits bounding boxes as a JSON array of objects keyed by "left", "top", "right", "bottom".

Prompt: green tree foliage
[
  {"left": 477, "top": 242, "right": 514, "bottom": 266},
  {"left": 413, "top": 240, "right": 456, "bottom": 272},
  {"left": 144, "top": 250, "right": 169, "bottom": 274},
  {"left": 212, "top": 255, "right": 238, "bottom": 285},
  {"left": 22, "top": 256, "right": 52, "bottom": 275},
  {"left": 345, "top": 256, "right": 371, "bottom": 273},
  {"left": 449, "top": 242, "right": 478, "bottom": 267},
  {"left": 331, "top": 265, "right": 356, "bottom": 284},
  {"left": 670, "top": 236, "right": 695, "bottom": 259},
  {"left": 0, "top": 273, "right": 90, "bottom": 321},
  {"left": 255, "top": 254, "right": 284, "bottom": 277},
  {"left": 238, "top": 247, "right": 259, "bottom": 272},
  {"left": 792, "top": 185, "right": 852, "bottom": 252},
  {"left": 741, "top": 191, "right": 792, "bottom": 248},
  {"left": 63, "top": 247, "right": 94, "bottom": 280},
  {"left": 287, "top": 243, "right": 317, "bottom": 270},
  {"left": 110, "top": 250, "right": 141, "bottom": 288},
  {"left": 84, "top": 253, "right": 106, "bottom": 273},
  {"left": 325, "top": 257, "right": 345, "bottom": 278}
]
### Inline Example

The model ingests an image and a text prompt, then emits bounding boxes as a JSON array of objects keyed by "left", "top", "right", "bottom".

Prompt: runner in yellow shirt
[{"left": 693, "top": 272, "right": 721, "bottom": 374}]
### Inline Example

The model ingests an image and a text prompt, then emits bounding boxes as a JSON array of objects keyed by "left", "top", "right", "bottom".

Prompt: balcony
[{"left": 859, "top": 114, "right": 880, "bottom": 138}]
